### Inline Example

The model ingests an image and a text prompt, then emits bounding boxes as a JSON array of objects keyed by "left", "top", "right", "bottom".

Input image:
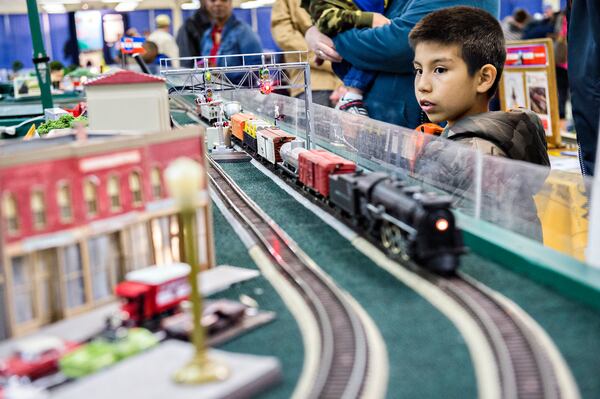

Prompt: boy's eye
[
  {"left": 434, "top": 67, "right": 447, "bottom": 74},
  {"left": 413, "top": 68, "right": 422, "bottom": 76}
]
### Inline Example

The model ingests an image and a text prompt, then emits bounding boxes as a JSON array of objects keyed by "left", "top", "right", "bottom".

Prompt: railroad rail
[
  {"left": 437, "top": 274, "right": 560, "bottom": 399},
  {"left": 240, "top": 155, "right": 567, "bottom": 399},
  {"left": 207, "top": 158, "right": 370, "bottom": 399}
]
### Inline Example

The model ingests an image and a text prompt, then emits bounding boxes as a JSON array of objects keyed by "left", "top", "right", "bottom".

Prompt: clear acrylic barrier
[{"left": 224, "top": 91, "right": 593, "bottom": 262}]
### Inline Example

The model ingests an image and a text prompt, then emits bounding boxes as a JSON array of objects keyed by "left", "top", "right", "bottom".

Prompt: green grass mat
[
  {"left": 210, "top": 206, "right": 303, "bottom": 399},
  {"left": 219, "top": 162, "right": 477, "bottom": 399}
]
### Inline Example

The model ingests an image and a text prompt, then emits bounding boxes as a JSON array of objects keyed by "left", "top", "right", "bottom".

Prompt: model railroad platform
[
  {"left": 0, "top": 148, "right": 599, "bottom": 398},
  {"left": 212, "top": 160, "right": 600, "bottom": 399},
  {"left": 0, "top": 101, "right": 599, "bottom": 398}
]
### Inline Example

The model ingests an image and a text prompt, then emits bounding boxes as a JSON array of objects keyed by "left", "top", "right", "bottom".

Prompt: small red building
[{"left": 0, "top": 127, "right": 205, "bottom": 338}]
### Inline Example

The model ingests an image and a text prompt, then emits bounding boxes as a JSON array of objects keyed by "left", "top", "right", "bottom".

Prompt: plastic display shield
[{"left": 226, "top": 91, "right": 593, "bottom": 263}]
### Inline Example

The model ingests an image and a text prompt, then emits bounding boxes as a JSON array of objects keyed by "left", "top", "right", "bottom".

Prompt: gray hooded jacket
[{"left": 414, "top": 109, "right": 550, "bottom": 241}]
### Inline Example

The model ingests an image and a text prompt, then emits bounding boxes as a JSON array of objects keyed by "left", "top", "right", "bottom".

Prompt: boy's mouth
[{"left": 419, "top": 99, "right": 436, "bottom": 112}]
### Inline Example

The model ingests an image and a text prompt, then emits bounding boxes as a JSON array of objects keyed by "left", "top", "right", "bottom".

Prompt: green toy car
[{"left": 59, "top": 328, "right": 158, "bottom": 378}]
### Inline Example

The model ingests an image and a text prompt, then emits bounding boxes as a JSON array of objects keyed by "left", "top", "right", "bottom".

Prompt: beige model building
[{"left": 85, "top": 70, "right": 171, "bottom": 132}]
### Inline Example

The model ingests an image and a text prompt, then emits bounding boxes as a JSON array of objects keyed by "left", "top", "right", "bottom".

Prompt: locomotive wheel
[{"left": 380, "top": 221, "right": 403, "bottom": 256}]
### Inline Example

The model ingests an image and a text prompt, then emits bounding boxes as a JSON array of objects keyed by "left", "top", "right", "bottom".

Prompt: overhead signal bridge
[
  {"left": 159, "top": 51, "right": 315, "bottom": 148},
  {"left": 159, "top": 51, "right": 310, "bottom": 95}
]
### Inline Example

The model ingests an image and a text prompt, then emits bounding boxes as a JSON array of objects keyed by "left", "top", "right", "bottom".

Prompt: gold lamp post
[{"left": 165, "top": 157, "right": 229, "bottom": 384}]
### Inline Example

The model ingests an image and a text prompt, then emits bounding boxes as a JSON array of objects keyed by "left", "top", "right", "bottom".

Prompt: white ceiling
[{"left": 0, "top": 0, "right": 200, "bottom": 14}]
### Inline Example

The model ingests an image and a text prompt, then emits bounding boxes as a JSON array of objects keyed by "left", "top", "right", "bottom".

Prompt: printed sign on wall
[
  {"left": 506, "top": 44, "right": 548, "bottom": 67},
  {"left": 499, "top": 39, "right": 561, "bottom": 147}
]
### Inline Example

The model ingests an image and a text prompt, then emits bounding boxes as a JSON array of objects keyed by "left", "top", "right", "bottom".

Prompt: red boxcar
[
  {"left": 230, "top": 113, "right": 255, "bottom": 142},
  {"left": 115, "top": 263, "right": 191, "bottom": 326},
  {"left": 298, "top": 150, "right": 356, "bottom": 197}
]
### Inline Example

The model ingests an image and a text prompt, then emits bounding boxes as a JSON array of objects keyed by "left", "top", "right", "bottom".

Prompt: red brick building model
[{"left": 0, "top": 127, "right": 206, "bottom": 338}]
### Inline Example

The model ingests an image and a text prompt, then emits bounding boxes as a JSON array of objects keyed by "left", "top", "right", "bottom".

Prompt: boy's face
[{"left": 413, "top": 42, "right": 488, "bottom": 126}]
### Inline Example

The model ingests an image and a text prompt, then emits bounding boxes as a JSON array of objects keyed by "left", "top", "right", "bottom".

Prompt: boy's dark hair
[{"left": 409, "top": 6, "right": 506, "bottom": 97}]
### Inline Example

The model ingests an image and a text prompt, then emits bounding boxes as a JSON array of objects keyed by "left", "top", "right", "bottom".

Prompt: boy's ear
[{"left": 476, "top": 64, "right": 497, "bottom": 94}]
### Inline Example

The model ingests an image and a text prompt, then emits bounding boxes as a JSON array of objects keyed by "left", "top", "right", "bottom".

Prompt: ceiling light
[
  {"left": 43, "top": 4, "right": 67, "bottom": 13},
  {"left": 115, "top": 1, "right": 139, "bottom": 11},
  {"left": 240, "top": 0, "right": 274, "bottom": 9},
  {"left": 39, "top": 0, "right": 81, "bottom": 4},
  {"left": 181, "top": 2, "right": 200, "bottom": 10}
]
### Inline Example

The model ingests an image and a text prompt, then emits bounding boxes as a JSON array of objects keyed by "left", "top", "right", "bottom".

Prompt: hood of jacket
[{"left": 444, "top": 109, "right": 550, "bottom": 167}]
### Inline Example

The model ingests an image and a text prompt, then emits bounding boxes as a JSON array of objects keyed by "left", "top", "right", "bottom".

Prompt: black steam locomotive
[
  {"left": 329, "top": 171, "right": 464, "bottom": 275},
  {"left": 225, "top": 113, "right": 465, "bottom": 275}
]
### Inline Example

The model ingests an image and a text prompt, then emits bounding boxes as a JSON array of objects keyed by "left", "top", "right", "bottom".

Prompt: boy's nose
[{"left": 416, "top": 76, "right": 432, "bottom": 93}]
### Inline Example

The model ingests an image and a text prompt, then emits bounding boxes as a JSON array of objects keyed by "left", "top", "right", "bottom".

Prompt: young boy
[
  {"left": 408, "top": 6, "right": 550, "bottom": 241},
  {"left": 301, "top": 0, "right": 391, "bottom": 116}
]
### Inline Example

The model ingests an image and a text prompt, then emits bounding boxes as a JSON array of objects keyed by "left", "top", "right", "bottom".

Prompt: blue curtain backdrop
[
  {"left": 500, "top": 0, "right": 567, "bottom": 18},
  {"left": 0, "top": 1, "right": 568, "bottom": 69}
]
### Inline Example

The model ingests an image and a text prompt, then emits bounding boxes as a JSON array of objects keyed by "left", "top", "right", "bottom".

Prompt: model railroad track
[
  {"left": 245, "top": 156, "right": 565, "bottom": 399},
  {"left": 207, "top": 158, "right": 369, "bottom": 399},
  {"left": 434, "top": 274, "right": 559, "bottom": 399}
]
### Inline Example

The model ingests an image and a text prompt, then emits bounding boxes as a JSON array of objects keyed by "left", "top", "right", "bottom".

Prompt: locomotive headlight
[{"left": 435, "top": 218, "right": 449, "bottom": 232}]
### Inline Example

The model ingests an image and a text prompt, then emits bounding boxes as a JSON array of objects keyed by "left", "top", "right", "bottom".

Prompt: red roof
[{"left": 85, "top": 70, "right": 165, "bottom": 87}]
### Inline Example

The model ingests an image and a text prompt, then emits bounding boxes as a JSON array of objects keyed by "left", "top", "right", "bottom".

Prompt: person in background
[
  {"left": 49, "top": 61, "right": 65, "bottom": 90},
  {"left": 522, "top": 5, "right": 558, "bottom": 40},
  {"left": 410, "top": 6, "right": 550, "bottom": 241},
  {"left": 501, "top": 8, "right": 530, "bottom": 41},
  {"left": 554, "top": 11, "right": 568, "bottom": 121},
  {"left": 176, "top": 2, "right": 212, "bottom": 68},
  {"left": 568, "top": 0, "right": 599, "bottom": 176},
  {"left": 148, "top": 14, "right": 179, "bottom": 67},
  {"left": 126, "top": 27, "right": 141, "bottom": 37},
  {"left": 300, "top": 0, "right": 391, "bottom": 115},
  {"left": 271, "top": 0, "right": 343, "bottom": 107},
  {"left": 141, "top": 40, "right": 167, "bottom": 74},
  {"left": 201, "top": 0, "right": 262, "bottom": 82},
  {"left": 304, "top": 0, "right": 499, "bottom": 128}
]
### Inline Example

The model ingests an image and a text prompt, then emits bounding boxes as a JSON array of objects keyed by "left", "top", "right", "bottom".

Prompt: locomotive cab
[{"left": 115, "top": 281, "right": 151, "bottom": 325}]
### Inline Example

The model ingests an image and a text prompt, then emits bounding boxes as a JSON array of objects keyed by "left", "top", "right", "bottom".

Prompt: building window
[
  {"left": 3, "top": 194, "right": 19, "bottom": 235},
  {"left": 88, "top": 235, "right": 120, "bottom": 301},
  {"left": 57, "top": 183, "right": 72, "bottom": 222},
  {"left": 84, "top": 178, "right": 98, "bottom": 216},
  {"left": 151, "top": 168, "right": 162, "bottom": 199},
  {"left": 127, "top": 223, "right": 152, "bottom": 270},
  {"left": 151, "top": 217, "right": 176, "bottom": 265},
  {"left": 11, "top": 256, "right": 35, "bottom": 324},
  {"left": 129, "top": 171, "right": 143, "bottom": 206},
  {"left": 107, "top": 175, "right": 121, "bottom": 211},
  {"left": 35, "top": 248, "right": 61, "bottom": 324},
  {"left": 0, "top": 277, "right": 8, "bottom": 339},
  {"left": 30, "top": 190, "right": 46, "bottom": 230},
  {"left": 62, "top": 244, "right": 86, "bottom": 309}
]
